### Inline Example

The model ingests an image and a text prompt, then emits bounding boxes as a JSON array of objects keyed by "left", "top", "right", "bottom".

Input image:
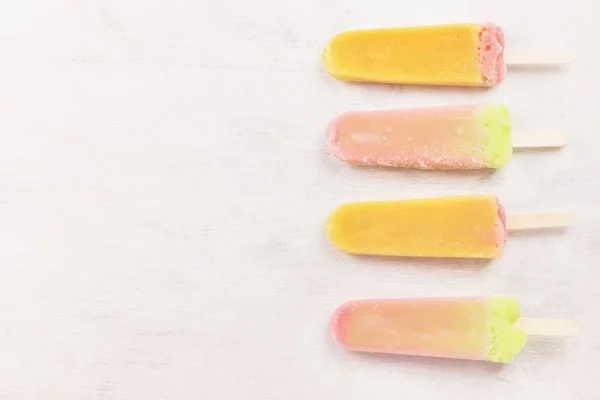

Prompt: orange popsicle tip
[
  {"left": 322, "top": 41, "right": 333, "bottom": 72},
  {"left": 325, "top": 204, "right": 350, "bottom": 253},
  {"left": 322, "top": 38, "right": 347, "bottom": 81}
]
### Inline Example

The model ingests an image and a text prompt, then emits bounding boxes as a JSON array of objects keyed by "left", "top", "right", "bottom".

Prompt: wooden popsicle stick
[
  {"left": 504, "top": 49, "right": 575, "bottom": 65},
  {"left": 512, "top": 131, "right": 569, "bottom": 148},
  {"left": 506, "top": 213, "right": 575, "bottom": 230},
  {"left": 515, "top": 318, "right": 579, "bottom": 336}
]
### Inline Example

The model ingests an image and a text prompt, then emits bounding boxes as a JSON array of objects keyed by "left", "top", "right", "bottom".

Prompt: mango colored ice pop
[
  {"left": 326, "top": 104, "right": 513, "bottom": 169},
  {"left": 331, "top": 297, "right": 578, "bottom": 363},
  {"left": 322, "top": 23, "right": 505, "bottom": 87},
  {"left": 327, "top": 195, "right": 506, "bottom": 258},
  {"left": 326, "top": 195, "right": 573, "bottom": 259}
]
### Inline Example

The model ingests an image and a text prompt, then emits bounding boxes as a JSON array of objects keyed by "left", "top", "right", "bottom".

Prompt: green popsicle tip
[
  {"left": 481, "top": 105, "right": 513, "bottom": 168},
  {"left": 486, "top": 297, "right": 528, "bottom": 363}
]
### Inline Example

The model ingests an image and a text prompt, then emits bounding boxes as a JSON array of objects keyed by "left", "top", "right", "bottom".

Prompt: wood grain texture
[{"left": 0, "top": 0, "right": 597, "bottom": 399}]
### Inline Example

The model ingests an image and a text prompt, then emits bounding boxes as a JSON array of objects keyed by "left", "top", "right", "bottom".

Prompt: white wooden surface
[{"left": 0, "top": 0, "right": 598, "bottom": 399}]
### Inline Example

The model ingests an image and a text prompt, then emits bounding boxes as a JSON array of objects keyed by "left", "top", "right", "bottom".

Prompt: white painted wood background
[{"left": 0, "top": 0, "right": 598, "bottom": 398}]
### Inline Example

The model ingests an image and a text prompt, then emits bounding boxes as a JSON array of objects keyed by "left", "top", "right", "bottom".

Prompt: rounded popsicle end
[
  {"left": 477, "top": 23, "right": 506, "bottom": 86},
  {"left": 321, "top": 38, "right": 340, "bottom": 78},
  {"left": 325, "top": 115, "right": 346, "bottom": 162},
  {"left": 321, "top": 32, "right": 361, "bottom": 82},
  {"left": 325, "top": 205, "right": 347, "bottom": 252},
  {"left": 326, "top": 204, "right": 363, "bottom": 255},
  {"left": 329, "top": 302, "right": 352, "bottom": 347}
]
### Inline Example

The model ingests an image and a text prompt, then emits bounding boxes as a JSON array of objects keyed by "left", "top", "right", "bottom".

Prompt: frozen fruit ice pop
[
  {"left": 322, "top": 23, "right": 505, "bottom": 87},
  {"left": 330, "top": 297, "right": 527, "bottom": 363},
  {"left": 326, "top": 195, "right": 507, "bottom": 259},
  {"left": 326, "top": 104, "right": 512, "bottom": 169}
]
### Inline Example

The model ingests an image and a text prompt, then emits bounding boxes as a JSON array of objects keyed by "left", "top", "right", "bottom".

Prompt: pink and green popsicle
[
  {"left": 331, "top": 297, "right": 578, "bottom": 363},
  {"left": 326, "top": 104, "right": 566, "bottom": 169}
]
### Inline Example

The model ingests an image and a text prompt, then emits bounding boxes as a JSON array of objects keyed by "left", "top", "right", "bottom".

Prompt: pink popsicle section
[
  {"left": 326, "top": 105, "right": 487, "bottom": 169},
  {"left": 330, "top": 298, "right": 489, "bottom": 360},
  {"left": 477, "top": 23, "right": 506, "bottom": 85},
  {"left": 496, "top": 198, "right": 508, "bottom": 252}
]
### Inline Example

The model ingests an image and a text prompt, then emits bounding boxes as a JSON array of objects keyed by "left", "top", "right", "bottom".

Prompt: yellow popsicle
[
  {"left": 322, "top": 23, "right": 505, "bottom": 87},
  {"left": 326, "top": 195, "right": 507, "bottom": 258}
]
